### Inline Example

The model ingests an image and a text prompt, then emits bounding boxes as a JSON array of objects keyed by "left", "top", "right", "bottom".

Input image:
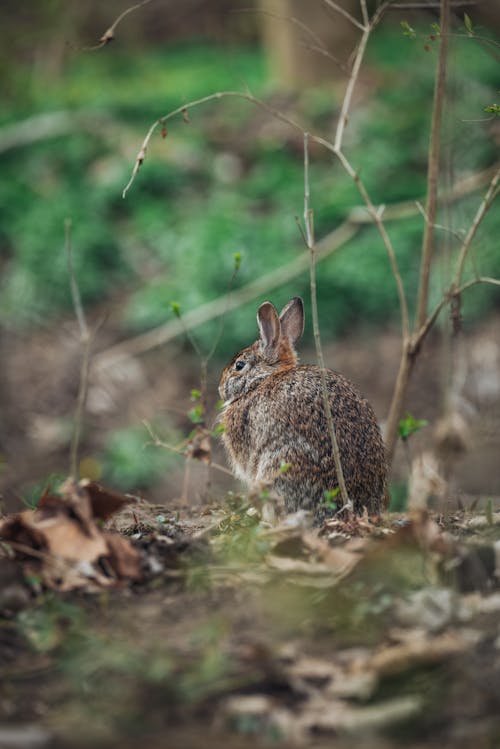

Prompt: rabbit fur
[{"left": 218, "top": 297, "right": 387, "bottom": 519}]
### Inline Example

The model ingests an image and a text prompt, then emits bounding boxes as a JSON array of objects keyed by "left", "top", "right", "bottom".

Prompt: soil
[
  {"left": 2, "top": 496, "right": 500, "bottom": 749},
  {"left": 1, "top": 310, "right": 500, "bottom": 748}
]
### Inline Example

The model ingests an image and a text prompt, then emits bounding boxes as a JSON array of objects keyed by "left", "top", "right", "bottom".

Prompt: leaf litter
[{"left": 2, "top": 488, "right": 500, "bottom": 748}]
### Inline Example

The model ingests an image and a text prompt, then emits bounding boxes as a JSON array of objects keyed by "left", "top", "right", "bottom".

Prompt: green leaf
[
  {"left": 190, "top": 388, "right": 202, "bottom": 402},
  {"left": 280, "top": 461, "right": 292, "bottom": 473},
  {"left": 233, "top": 251, "right": 242, "bottom": 271},
  {"left": 484, "top": 104, "right": 500, "bottom": 116},
  {"left": 400, "top": 20, "right": 416, "bottom": 39},
  {"left": 398, "top": 412, "right": 429, "bottom": 440},
  {"left": 323, "top": 487, "right": 340, "bottom": 510},
  {"left": 464, "top": 13, "right": 474, "bottom": 34},
  {"left": 211, "top": 423, "right": 225, "bottom": 437},
  {"left": 188, "top": 405, "right": 204, "bottom": 424},
  {"left": 169, "top": 301, "right": 181, "bottom": 318}
]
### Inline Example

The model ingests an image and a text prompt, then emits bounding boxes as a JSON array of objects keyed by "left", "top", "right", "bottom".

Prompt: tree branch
[
  {"left": 452, "top": 165, "right": 500, "bottom": 288},
  {"left": 415, "top": 0, "right": 450, "bottom": 330},
  {"left": 93, "top": 220, "right": 359, "bottom": 371},
  {"left": 304, "top": 132, "right": 350, "bottom": 511},
  {"left": 66, "top": 219, "right": 91, "bottom": 480}
]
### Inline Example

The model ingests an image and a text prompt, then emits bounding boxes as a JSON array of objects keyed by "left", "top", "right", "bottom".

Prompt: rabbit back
[
  {"left": 221, "top": 363, "right": 386, "bottom": 516},
  {"left": 219, "top": 297, "right": 387, "bottom": 518}
]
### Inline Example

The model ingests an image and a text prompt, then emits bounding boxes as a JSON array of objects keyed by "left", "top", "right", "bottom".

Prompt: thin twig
[
  {"left": 359, "top": 0, "right": 369, "bottom": 29},
  {"left": 93, "top": 220, "right": 359, "bottom": 370},
  {"left": 100, "top": 159, "right": 497, "bottom": 372},
  {"left": 304, "top": 132, "right": 350, "bottom": 511},
  {"left": 417, "top": 276, "right": 500, "bottom": 350},
  {"left": 143, "top": 420, "right": 234, "bottom": 477},
  {"left": 322, "top": 0, "right": 365, "bottom": 31},
  {"left": 236, "top": 7, "right": 329, "bottom": 55},
  {"left": 452, "top": 165, "right": 500, "bottom": 288},
  {"left": 85, "top": 0, "right": 153, "bottom": 50},
  {"left": 122, "top": 90, "right": 306, "bottom": 198},
  {"left": 416, "top": 0, "right": 450, "bottom": 330},
  {"left": 333, "top": 25, "right": 370, "bottom": 151},
  {"left": 66, "top": 219, "right": 91, "bottom": 480},
  {"left": 335, "top": 150, "right": 410, "bottom": 339}
]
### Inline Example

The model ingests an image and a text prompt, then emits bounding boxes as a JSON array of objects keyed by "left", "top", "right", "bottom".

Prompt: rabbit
[{"left": 218, "top": 296, "right": 387, "bottom": 520}]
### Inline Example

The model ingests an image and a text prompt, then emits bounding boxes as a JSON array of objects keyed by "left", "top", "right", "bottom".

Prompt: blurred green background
[{"left": 0, "top": 0, "right": 499, "bottom": 505}]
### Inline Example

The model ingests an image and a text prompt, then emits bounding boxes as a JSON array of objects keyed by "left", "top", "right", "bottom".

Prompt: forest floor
[{"left": 2, "top": 483, "right": 500, "bottom": 749}]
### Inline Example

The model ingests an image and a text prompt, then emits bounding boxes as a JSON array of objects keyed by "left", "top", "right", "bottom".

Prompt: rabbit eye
[{"left": 234, "top": 360, "right": 246, "bottom": 371}]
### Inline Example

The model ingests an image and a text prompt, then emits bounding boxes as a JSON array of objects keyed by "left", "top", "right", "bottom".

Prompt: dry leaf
[
  {"left": 105, "top": 532, "right": 142, "bottom": 579},
  {"left": 0, "top": 478, "right": 143, "bottom": 591},
  {"left": 82, "top": 480, "right": 134, "bottom": 521}
]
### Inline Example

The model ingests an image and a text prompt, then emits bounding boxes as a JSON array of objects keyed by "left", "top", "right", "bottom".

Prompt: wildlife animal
[{"left": 218, "top": 297, "right": 387, "bottom": 519}]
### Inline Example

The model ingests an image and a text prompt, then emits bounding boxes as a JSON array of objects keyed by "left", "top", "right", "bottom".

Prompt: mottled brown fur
[{"left": 219, "top": 298, "right": 387, "bottom": 520}]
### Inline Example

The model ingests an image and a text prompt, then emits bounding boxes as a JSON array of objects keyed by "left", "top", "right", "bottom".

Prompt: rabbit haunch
[{"left": 218, "top": 297, "right": 387, "bottom": 518}]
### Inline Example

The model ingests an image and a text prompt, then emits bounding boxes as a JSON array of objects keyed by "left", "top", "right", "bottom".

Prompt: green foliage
[
  {"left": 323, "top": 487, "right": 340, "bottom": 511},
  {"left": 464, "top": 13, "right": 474, "bottom": 35},
  {"left": 101, "top": 425, "right": 180, "bottom": 490},
  {"left": 187, "top": 405, "right": 204, "bottom": 424},
  {"left": 22, "top": 474, "right": 66, "bottom": 509},
  {"left": 0, "top": 30, "right": 498, "bottom": 350},
  {"left": 398, "top": 413, "right": 429, "bottom": 441},
  {"left": 214, "top": 494, "right": 271, "bottom": 562},
  {"left": 400, "top": 21, "right": 417, "bottom": 40}
]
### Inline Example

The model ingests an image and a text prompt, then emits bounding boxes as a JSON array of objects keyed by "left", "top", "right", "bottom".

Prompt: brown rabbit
[{"left": 218, "top": 297, "right": 387, "bottom": 519}]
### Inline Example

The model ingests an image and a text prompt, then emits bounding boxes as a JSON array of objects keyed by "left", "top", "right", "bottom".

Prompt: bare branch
[
  {"left": 236, "top": 7, "right": 330, "bottom": 55},
  {"left": 335, "top": 150, "right": 410, "bottom": 339},
  {"left": 415, "top": 275, "right": 500, "bottom": 352},
  {"left": 122, "top": 90, "right": 306, "bottom": 198},
  {"left": 298, "top": 42, "right": 347, "bottom": 73},
  {"left": 304, "top": 133, "right": 350, "bottom": 511},
  {"left": 333, "top": 25, "right": 370, "bottom": 151},
  {"left": 93, "top": 220, "right": 360, "bottom": 371},
  {"left": 453, "top": 165, "right": 500, "bottom": 288},
  {"left": 143, "top": 421, "right": 234, "bottom": 477},
  {"left": 112, "top": 159, "right": 495, "bottom": 372},
  {"left": 322, "top": 0, "right": 365, "bottom": 31},
  {"left": 65, "top": 219, "right": 91, "bottom": 480},
  {"left": 415, "top": 0, "right": 450, "bottom": 330},
  {"left": 359, "top": 0, "right": 369, "bottom": 27},
  {"left": 86, "top": 0, "right": 153, "bottom": 50}
]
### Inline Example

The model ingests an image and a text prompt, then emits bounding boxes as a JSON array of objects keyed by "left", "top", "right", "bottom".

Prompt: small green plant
[
  {"left": 400, "top": 20, "right": 417, "bottom": 40},
  {"left": 323, "top": 487, "right": 340, "bottom": 510},
  {"left": 187, "top": 405, "right": 204, "bottom": 424},
  {"left": 21, "top": 475, "right": 65, "bottom": 509},
  {"left": 398, "top": 413, "right": 429, "bottom": 441}
]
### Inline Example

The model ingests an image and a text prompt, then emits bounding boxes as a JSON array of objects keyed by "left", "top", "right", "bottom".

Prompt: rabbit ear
[
  {"left": 279, "top": 297, "right": 304, "bottom": 345},
  {"left": 257, "top": 301, "right": 281, "bottom": 352}
]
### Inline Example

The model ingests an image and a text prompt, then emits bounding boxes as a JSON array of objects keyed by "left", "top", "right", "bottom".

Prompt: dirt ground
[
  {"left": 1, "top": 308, "right": 500, "bottom": 748},
  {"left": 2, "top": 487, "right": 500, "bottom": 749},
  {"left": 1, "top": 310, "right": 500, "bottom": 513}
]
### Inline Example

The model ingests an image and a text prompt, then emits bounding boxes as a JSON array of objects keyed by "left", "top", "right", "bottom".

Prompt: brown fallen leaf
[
  {"left": 24, "top": 510, "right": 107, "bottom": 563},
  {"left": 0, "top": 478, "right": 143, "bottom": 591},
  {"left": 105, "top": 532, "right": 142, "bottom": 579},
  {"left": 82, "top": 479, "right": 135, "bottom": 521}
]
